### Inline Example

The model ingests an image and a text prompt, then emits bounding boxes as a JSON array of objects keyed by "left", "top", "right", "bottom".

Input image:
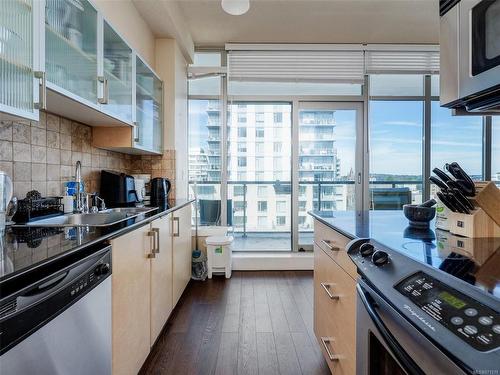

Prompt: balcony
[{"left": 189, "top": 180, "right": 423, "bottom": 251}]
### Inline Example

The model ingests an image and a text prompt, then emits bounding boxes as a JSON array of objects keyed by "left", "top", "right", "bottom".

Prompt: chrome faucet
[{"left": 74, "top": 161, "right": 84, "bottom": 213}]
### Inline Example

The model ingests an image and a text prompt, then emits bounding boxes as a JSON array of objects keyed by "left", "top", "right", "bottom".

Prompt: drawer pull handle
[
  {"left": 320, "top": 337, "right": 340, "bottom": 361},
  {"left": 322, "top": 240, "right": 339, "bottom": 252},
  {"left": 320, "top": 283, "right": 340, "bottom": 300}
]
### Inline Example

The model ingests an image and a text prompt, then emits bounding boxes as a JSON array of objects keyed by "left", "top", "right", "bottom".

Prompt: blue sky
[{"left": 189, "top": 99, "right": 496, "bottom": 178}]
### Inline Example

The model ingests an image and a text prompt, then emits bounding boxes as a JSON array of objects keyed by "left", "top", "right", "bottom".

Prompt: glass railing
[{"left": 189, "top": 180, "right": 422, "bottom": 230}]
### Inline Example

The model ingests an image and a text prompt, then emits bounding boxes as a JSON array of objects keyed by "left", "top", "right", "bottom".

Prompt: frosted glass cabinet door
[
  {"left": 102, "top": 21, "right": 132, "bottom": 123},
  {"left": 136, "top": 56, "right": 163, "bottom": 153},
  {"left": 0, "top": 0, "right": 37, "bottom": 120},
  {"left": 45, "top": 0, "right": 98, "bottom": 103},
  {"left": 152, "top": 78, "right": 163, "bottom": 153}
]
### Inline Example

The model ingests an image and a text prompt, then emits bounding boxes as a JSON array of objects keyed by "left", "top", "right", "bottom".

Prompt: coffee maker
[{"left": 100, "top": 170, "right": 139, "bottom": 207}]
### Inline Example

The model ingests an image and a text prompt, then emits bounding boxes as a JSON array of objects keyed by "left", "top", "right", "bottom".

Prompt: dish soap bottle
[{"left": 62, "top": 187, "right": 74, "bottom": 214}]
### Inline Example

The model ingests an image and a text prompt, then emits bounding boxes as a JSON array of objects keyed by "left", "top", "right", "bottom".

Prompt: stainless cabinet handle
[
  {"left": 320, "top": 337, "right": 340, "bottom": 361},
  {"left": 34, "top": 71, "right": 46, "bottom": 110},
  {"left": 173, "top": 217, "right": 180, "bottom": 237},
  {"left": 321, "top": 240, "right": 339, "bottom": 251},
  {"left": 133, "top": 121, "right": 140, "bottom": 143},
  {"left": 152, "top": 227, "right": 160, "bottom": 253},
  {"left": 320, "top": 282, "right": 340, "bottom": 300},
  {"left": 98, "top": 76, "right": 109, "bottom": 104},
  {"left": 147, "top": 230, "right": 157, "bottom": 258}
]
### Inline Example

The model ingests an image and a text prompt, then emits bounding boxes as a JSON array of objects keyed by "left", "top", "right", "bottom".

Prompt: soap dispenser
[{"left": 62, "top": 187, "right": 74, "bottom": 214}]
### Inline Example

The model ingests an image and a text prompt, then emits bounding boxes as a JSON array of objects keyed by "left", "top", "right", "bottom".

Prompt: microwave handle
[{"left": 357, "top": 284, "right": 425, "bottom": 375}]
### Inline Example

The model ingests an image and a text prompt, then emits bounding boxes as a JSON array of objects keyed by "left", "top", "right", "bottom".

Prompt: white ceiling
[{"left": 173, "top": 0, "right": 440, "bottom": 47}]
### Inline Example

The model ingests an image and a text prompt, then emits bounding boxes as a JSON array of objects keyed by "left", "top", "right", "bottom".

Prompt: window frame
[{"left": 189, "top": 50, "right": 495, "bottom": 253}]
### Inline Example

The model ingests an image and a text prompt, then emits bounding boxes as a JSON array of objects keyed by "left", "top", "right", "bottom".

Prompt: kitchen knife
[
  {"left": 445, "top": 190, "right": 470, "bottom": 214},
  {"left": 450, "top": 187, "right": 475, "bottom": 211},
  {"left": 429, "top": 176, "right": 448, "bottom": 191},
  {"left": 446, "top": 162, "right": 475, "bottom": 193},
  {"left": 454, "top": 179, "right": 475, "bottom": 197},
  {"left": 436, "top": 191, "right": 457, "bottom": 212},
  {"left": 432, "top": 167, "right": 452, "bottom": 183},
  {"left": 445, "top": 179, "right": 474, "bottom": 198}
]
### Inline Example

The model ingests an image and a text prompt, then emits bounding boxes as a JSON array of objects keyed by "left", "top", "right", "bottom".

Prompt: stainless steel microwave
[{"left": 440, "top": 0, "right": 500, "bottom": 113}]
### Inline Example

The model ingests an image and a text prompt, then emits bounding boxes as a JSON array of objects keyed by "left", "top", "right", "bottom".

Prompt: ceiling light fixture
[{"left": 221, "top": 0, "right": 250, "bottom": 15}]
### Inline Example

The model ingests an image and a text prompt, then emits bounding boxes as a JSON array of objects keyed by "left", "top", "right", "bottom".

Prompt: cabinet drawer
[
  {"left": 314, "top": 219, "right": 356, "bottom": 279},
  {"left": 314, "top": 244, "right": 356, "bottom": 375}
]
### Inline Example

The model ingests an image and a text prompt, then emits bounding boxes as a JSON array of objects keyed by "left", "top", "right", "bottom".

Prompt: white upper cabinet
[
  {"left": 0, "top": 0, "right": 42, "bottom": 121},
  {"left": 100, "top": 19, "right": 133, "bottom": 124},
  {"left": 135, "top": 56, "right": 162, "bottom": 153},
  {"left": 45, "top": 0, "right": 98, "bottom": 105},
  {"left": 1, "top": 0, "right": 163, "bottom": 150}
]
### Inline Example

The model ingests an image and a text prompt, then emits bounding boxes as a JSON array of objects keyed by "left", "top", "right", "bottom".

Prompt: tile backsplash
[{"left": 0, "top": 111, "right": 176, "bottom": 200}]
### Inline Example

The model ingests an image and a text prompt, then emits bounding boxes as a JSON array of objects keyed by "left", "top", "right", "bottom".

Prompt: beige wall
[
  {"left": 93, "top": 0, "right": 155, "bottom": 67},
  {"left": 155, "top": 39, "right": 188, "bottom": 199}
]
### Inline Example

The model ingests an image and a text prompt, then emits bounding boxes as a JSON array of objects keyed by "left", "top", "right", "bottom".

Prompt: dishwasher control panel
[
  {"left": 396, "top": 271, "right": 500, "bottom": 352},
  {"left": 70, "top": 257, "right": 111, "bottom": 298}
]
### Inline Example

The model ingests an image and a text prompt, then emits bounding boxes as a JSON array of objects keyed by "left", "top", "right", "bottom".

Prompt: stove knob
[
  {"left": 95, "top": 263, "right": 110, "bottom": 276},
  {"left": 359, "top": 243, "right": 375, "bottom": 257},
  {"left": 372, "top": 250, "right": 389, "bottom": 266}
]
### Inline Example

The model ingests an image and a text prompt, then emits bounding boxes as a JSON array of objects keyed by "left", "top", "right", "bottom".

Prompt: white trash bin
[{"left": 205, "top": 235, "right": 234, "bottom": 279}]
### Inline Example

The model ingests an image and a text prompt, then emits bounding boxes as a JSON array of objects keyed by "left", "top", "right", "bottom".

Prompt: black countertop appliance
[
  {"left": 100, "top": 170, "right": 138, "bottom": 207},
  {"left": 150, "top": 178, "right": 171, "bottom": 205}
]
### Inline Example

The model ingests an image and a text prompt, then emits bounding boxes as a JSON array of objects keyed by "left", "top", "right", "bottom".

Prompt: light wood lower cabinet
[
  {"left": 111, "top": 224, "right": 153, "bottom": 375},
  {"left": 172, "top": 205, "right": 192, "bottom": 305},
  {"left": 313, "top": 220, "right": 356, "bottom": 375},
  {"left": 111, "top": 205, "right": 192, "bottom": 375},
  {"left": 150, "top": 214, "right": 173, "bottom": 345}
]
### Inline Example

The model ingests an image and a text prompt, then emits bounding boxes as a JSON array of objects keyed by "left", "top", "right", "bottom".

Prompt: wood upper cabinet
[
  {"left": 111, "top": 224, "right": 153, "bottom": 375},
  {"left": 172, "top": 204, "right": 192, "bottom": 306},
  {"left": 150, "top": 214, "right": 173, "bottom": 345},
  {"left": 313, "top": 219, "right": 356, "bottom": 375}
]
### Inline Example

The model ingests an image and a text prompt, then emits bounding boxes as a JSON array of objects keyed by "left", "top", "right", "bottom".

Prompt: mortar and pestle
[{"left": 403, "top": 199, "right": 437, "bottom": 228}]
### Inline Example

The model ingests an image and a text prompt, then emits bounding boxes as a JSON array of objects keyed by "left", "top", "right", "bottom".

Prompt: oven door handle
[{"left": 357, "top": 284, "right": 425, "bottom": 375}]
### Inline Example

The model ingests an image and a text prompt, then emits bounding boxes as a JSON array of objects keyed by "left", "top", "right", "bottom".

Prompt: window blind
[
  {"left": 365, "top": 50, "right": 440, "bottom": 74},
  {"left": 228, "top": 50, "right": 365, "bottom": 84}
]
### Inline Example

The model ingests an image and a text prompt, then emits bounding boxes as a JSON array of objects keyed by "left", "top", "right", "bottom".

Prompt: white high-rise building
[{"left": 190, "top": 100, "right": 352, "bottom": 234}]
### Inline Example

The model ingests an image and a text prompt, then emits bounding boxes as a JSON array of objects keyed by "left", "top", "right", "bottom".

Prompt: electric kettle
[
  {"left": 150, "top": 178, "right": 171, "bottom": 204},
  {"left": 0, "top": 171, "right": 13, "bottom": 229}
]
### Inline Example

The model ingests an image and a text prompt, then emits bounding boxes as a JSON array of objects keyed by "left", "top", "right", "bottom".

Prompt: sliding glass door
[
  {"left": 227, "top": 102, "right": 292, "bottom": 251},
  {"left": 296, "top": 102, "right": 364, "bottom": 250}
]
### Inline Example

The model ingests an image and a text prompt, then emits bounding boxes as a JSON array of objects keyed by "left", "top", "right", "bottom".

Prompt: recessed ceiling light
[{"left": 221, "top": 0, "right": 250, "bottom": 16}]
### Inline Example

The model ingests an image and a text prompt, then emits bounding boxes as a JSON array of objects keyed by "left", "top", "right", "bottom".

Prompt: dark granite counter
[
  {"left": 0, "top": 199, "right": 193, "bottom": 283},
  {"left": 308, "top": 210, "right": 500, "bottom": 297}
]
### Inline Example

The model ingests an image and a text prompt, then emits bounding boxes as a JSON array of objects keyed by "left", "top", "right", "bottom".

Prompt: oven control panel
[{"left": 396, "top": 271, "right": 500, "bottom": 352}]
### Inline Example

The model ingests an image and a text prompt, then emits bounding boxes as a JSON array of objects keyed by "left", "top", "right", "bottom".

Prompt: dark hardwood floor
[{"left": 140, "top": 271, "right": 330, "bottom": 375}]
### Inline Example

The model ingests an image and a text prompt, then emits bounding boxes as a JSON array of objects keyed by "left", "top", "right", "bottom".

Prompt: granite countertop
[
  {"left": 308, "top": 210, "right": 500, "bottom": 296},
  {"left": 308, "top": 210, "right": 445, "bottom": 263},
  {"left": 0, "top": 199, "right": 193, "bottom": 283}
]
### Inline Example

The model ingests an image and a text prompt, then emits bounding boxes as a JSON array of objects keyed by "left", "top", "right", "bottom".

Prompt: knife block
[
  {"left": 471, "top": 181, "right": 500, "bottom": 227},
  {"left": 449, "top": 208, "right": 500, "bottom": 238}
]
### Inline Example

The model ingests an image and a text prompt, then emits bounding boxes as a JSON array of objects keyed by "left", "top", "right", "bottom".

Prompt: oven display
[
  {"left": 396, "top": 272, "right": 500, "bottom": 352},
  {"left": 439, "top": 291, "right": 467, "bottom": 310}
]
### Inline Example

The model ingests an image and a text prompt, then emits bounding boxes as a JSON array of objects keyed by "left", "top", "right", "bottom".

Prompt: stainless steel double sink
[{"left": 22, "top": 207, "right": 158, "bottom": 227}]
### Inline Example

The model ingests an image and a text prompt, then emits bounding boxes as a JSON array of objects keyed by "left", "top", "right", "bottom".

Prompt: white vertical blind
[{"left": 228, "top": 50, "right": 365, "bottom": 84}]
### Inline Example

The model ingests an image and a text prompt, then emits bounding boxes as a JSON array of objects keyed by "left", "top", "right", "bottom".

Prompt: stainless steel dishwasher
[{"left": 0, "top": 245, "right": 112, "bottom": 375}]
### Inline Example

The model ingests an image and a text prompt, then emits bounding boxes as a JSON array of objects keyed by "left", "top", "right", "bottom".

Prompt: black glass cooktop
[{"left": 309, "top": 210, "right": 500, "bottom": 299}]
